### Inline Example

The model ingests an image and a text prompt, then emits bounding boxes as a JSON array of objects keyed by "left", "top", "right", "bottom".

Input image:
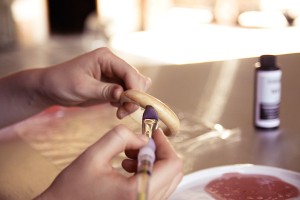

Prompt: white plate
[{"left": 169, "top": 164, "right": 300, "bottom": 200}]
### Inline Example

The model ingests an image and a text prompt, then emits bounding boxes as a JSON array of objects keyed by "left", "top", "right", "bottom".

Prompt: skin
[
  {"left": 0, "top": 47, "right": 151, "bottom": 128},
  {"left": 0, "top": 47, "right": 183, "bottom": 199},
  {"left": 34, "top": 127, "right": 183, "bottom": 200}
]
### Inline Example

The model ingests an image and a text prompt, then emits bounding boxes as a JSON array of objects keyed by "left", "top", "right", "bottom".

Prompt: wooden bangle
[{"left": 120, "top": 90, "right": 180, "bottom": 136}]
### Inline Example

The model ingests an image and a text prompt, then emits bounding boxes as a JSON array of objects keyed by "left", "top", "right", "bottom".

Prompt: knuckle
[
  {"left": 94, "top": 47, "right": 111, "bottom": 57},
  {"left": 101, "top": 84, "right": 113, "bottom": 101}
]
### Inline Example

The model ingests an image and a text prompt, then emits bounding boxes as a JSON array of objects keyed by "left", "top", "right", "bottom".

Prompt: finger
[
  {"left": 97, "top": 83, "right": 123, "bottom": 103},
  {"left": 88, "top": 125, "right": 148, "bottom": 163},
  {"left": 150, "top": 129, "right": 183, "bottom": 196},
  {"left": 109, "top": 59, "right": 151, "bottom": 91},
  {"left": 87, "top": 78, "right": 124, "bottom": 103},
  {"left": 116, "top": 102, "right": 139, "bottom": 119},
  {"left": 125, "top": 149, "right": 139, "bottom": 160},
  {"left": 122, "top": 159, "right": 138, "bottom": 173},
  {"left": 110, "top": 101, "right": 121, "bottom": 108},
  {"left": 96, "top": 48, "right": 152, "bottom": 91},
  {"left": 123, "top": 72, "right": 151, "bottom": 91},
  {"left": 153, "top": 128, "right": 177, "bottom": 159}
]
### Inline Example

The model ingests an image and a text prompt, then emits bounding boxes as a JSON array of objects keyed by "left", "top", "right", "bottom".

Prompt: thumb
[{"left": 95, "top": 82, "right": 124, "bottom": 103}]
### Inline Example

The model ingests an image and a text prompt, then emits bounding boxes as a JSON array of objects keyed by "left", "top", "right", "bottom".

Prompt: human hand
[
  {"left": 123, "top": 128, "right": 183, "bottom": 199},
  {"left": 34, "top": 125, "right": 183, "bottom": 200},
  {"left": 38, "top": 47, "right": 152, "bottom": 118}
]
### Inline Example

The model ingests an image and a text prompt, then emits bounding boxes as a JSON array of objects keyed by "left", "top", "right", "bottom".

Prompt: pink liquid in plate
[{"left": 205, "top": 173, "right": 299, "bottom": 200}]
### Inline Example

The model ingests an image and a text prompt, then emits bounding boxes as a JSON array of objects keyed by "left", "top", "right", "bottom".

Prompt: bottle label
[
  {"left": 260, "top": 103, "right": 279, "bottom": 119},
  {"left": 255, "top": 70, "right": 282, "bottom": 127}
]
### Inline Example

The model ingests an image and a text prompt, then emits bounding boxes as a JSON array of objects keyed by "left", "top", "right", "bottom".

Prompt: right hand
[{"left": 34, "top": 126, "right": 183, "bottom": 200}]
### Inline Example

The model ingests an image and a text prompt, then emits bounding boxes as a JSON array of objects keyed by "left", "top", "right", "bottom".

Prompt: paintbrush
[
  {"left": 137, "top": 105, "right": 158, "bottom": 200},
  {"left": 142, "top": 105, "right": 158, "bottom": 138}
]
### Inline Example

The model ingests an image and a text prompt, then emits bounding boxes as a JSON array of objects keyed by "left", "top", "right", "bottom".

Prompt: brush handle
[
  {"left": 137, "top": 173, "right": 150, "bottom": 200},
  {"left": 137, "top": 139, "right": 156, "bottom": 200},
  {"left": 120, "top": 89, "right": 180, "bottom": 136}
]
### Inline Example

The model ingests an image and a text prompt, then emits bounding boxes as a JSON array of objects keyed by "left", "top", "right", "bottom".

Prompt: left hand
[
  {"left": 38, "top": 47, "right": 152, "bottom": 117},
  {"left": 0, "top": 48, "right": 151, "bottom": 128}
]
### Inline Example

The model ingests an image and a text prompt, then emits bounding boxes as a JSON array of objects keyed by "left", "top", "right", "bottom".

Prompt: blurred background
[{"left": 1, "top": 0, "right": 300, "bottom": 68}]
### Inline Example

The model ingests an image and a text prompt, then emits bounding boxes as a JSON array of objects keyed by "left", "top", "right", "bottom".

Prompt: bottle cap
[{"left": 259, "top": 55, "right": 278, "bottom": 70}]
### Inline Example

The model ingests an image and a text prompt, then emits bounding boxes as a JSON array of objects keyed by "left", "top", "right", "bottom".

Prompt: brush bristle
[{"left": 143, "top": 105, "right": 158, "bottom": 120}]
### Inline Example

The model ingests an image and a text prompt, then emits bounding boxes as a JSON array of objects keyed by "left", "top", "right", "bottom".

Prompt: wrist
[
  {"left": 0, "top": 68, "right": 54, "bottom": 127},
  {"left": 21, "top": 68, "right": 55, "bottom": 110}
]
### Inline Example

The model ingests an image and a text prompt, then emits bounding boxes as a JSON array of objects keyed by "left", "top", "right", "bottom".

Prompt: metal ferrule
[{"left": 142, "top": 119, "right": 158, "bottom": 138}]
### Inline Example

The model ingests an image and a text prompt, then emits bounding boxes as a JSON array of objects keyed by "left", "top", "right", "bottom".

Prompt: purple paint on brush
[{"left": 143, "top": 105, "right": 159, "bottom": 120}]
